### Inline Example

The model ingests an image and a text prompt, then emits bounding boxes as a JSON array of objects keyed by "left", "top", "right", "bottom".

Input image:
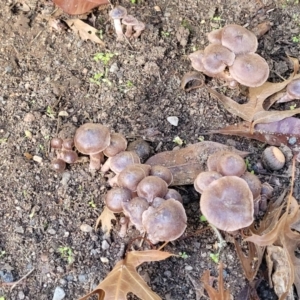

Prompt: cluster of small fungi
[
  {"left": 50, "top": 123, "right": 187, "bottom": 244},
  {"left": 194, "top": 147, "right": 286, "bottom": 232},
  {"left": 189, "top": 24, "right": 270, "bottom": 88},
  {"left": 109, "top": 6, "right": 145, "bottom": 41}
]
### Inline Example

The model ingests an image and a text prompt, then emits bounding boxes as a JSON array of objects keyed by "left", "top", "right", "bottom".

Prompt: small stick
[{"left": 0, "top": 268, "right": 35, "bottom": 291}]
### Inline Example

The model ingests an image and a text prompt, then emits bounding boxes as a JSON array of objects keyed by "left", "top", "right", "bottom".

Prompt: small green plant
[
  {"left": 46, "top": 106, "right": 55, "bottom": 118},
  {"left": 292, "top": 35, "right": 300, "bottom": 43},
  {"left": 199, "top": 215, "right": 207, "bottom": 222},
  {"left": 209, "top": 252, "right": 220, "bottom": 263},
  {"left": 58, "top": 246, "right": 74, "bottom": 264},
  {"left": 130, "top": 0, "right": 137, "bottom": 4},
  {"left": 198, "top": 136, "right": 205, "bottom": 142},
  {"left": 290, "top": 103, "right": 297, "bottom": 110},
  {"left": 90, "top": 70, "right": 112, "bottom": 86},
  {"left": 179, "top": 252, "right": 189, "bottom": 259},
  {"left": 0, "top": 138, "right": 7, "bottom": 144},
  {"left": 245, "top": 157, "right": 253, "bottom": 172},
  {"left": 161, "top": 31, "right": 170, "bottom": 37},
  {"left": 173, "top": 136, "right": 184, "bottom": 146},
  {"left": 126, "top": 80, "right": 134, "bottom": 88},
  {"left": 93, "top": 52, "right": 115, "bottom": 65},
  {"left": 88, "top": 199, "right": 96, "bottom": 208},
  {"left": 0, "top": 250, "right": 6, "bottom": 258}
]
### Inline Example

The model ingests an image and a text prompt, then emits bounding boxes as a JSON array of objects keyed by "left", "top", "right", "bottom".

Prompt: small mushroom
[
  {"left": 133, "top": 21, "right": 145, "bottom": 38},
  {"left": 164, "top": 189, "right": 183, "bottom": 203},
  {"left": 262, "top": 146, "right": 285, "bottom": 171},
  {"left": 62, "top": 138, "right": 74, "bottom": 150},
  {"left": 240, "top": 172, "right": 262, "bottom": 200},
  {"left": 105, "top": 187, "right": 132, "bottom": 213},
  {"left": 229, "top": 53, "right": 269, "bottom": 87},
  {"left": 142, "top": 199, "right": 187, "bottom": 244},
  {"left": 59, "top": 150, "right": 78, "bottom": 164},
  {"left": 127, "top": 139, "right": 151, "bottom": 162},
  {"left": 276, "top": 78, "right": 300, "bottom": 103},
  {"left": 74, "top": 123, "right": 110, "bottom": 170},
  {"left": 194, "top": 171, "right": 223, "bottom": 194},
  {"left": 137, "top": 176, "right": 168, "bottom": 203},
  {"left": 50, "top": 137, "right": 63, "bottom": 150},
  {"left": 122, "top": 197, "right": 149, "bottom": 231},
  {"left": 117, "top": 164, "right": 151, "bottom": 191},
  {"left": 200, "top": 176, "right": 254, "bottom": 232},
  {"left": 221, "top": 24, "right": 258, "bottom": 54},
  {"left": 109, "top": 6, "right": 127, "bottom": 40},
  {"left": 122, "top": 15, "right": 139, "bottom": 38},
  {"left": 216, "top": 152, "right": 246, "bottom": 176},
  {"left": 150, "top": 165, "right": 173, "bottom": 185},
  {"left": 51, "top": 158, "right": 66, "bottom": 172},
  {"left": 207, "top": 28, "right": 223, "bottom": 44},
  {"left": 103, "top": 133, "right": 127, "bottom": 158}
]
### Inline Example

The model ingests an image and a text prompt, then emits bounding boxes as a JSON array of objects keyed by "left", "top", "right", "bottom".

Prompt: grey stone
[{"left": 52, "top": 286, "right": 65, "bottom": 300}]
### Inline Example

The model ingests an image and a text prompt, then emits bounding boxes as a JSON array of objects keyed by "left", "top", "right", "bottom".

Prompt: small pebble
[
  {"left": 101, "top": 240, "right": 110, "bottom": 250},
  {"left": 0, "top": 270, "right": 14, "bottom": 282},
  {"left": 185, "top": 265, "right": 193, "bottom": 271},
  {"left": 100, "top": 257, "right": 109, "bottom": 263},
  {"left": 167, "top": 116, "right": 179, "bottom": 126},
  {"left": 24, "top": 113, "right": 35, "bottom": 122},
  {"left": 47, "top": 228, "right": 56, "bottom": 235},
  {"left": 33, "top": 155, "right": 43, "bottom": 163},
  {"left": 80, "top": 224, "right": 93, "bottom": 233},
  {"left": 52, "top": 286, "right": 65, "bottom": 300},
  {"left": 18, "top": 291, "right": 25, "bottom": 299},
  {"left": 78, "top": 274, "right": 88, "bottom": 283}
]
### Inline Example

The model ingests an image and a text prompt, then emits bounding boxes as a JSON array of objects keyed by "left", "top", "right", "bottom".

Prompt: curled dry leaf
[
  {"left": 79, "top": 250, "right": 173, "bottom": 300},
  {"left": 65, "top": 19, "right": 105, "bottom": 46},
  {"left": 53, "top": 0, "right": 109, "bottom": 15},
  {"left": 146, "top": 141, "right": 249, "bottom": 186},
  {"left": 201, "top": 262, "right": 232, "bottom": 300},
  {"left": 95, "top": 206, "right": 116, "bottom": 233},
  {"left": 180, "top": 71, "right": 205, "bottom": 92}
]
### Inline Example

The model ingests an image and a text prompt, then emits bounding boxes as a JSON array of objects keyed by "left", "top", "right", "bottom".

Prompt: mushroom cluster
[
  {"left": 105, "top": 164, "right": 187, "bottom": 244},
  {"left": 109, "top": 6, "right": 145, "bottom": 40},
  {"left": 195, "top": 151, "right": 272, "bottom": 232},
  {"left": 189, "top": 24, "right": 270, "bottom": 87}
]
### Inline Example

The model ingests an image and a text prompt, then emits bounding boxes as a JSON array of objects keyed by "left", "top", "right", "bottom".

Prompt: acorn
[{"left": 262, "top": 146, "right": 285, "bottom": 171}]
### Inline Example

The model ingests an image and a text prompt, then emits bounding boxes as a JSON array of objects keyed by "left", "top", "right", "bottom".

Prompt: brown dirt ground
[{"left": 1, "top": 0, "right": 300, "bottom": 299}]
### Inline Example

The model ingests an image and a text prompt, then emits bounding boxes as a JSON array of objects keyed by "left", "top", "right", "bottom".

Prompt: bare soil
[{"left": 1, "top": 0, "right": 300, "bottom": 299}]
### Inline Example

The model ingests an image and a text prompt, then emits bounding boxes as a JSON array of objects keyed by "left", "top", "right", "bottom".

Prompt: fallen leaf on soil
[
  {"left": 95, "top": 206, "right": 116, "bottom": 233},
  {"left": 201, "top": 262, "right": 232, "bottom": 299},
  {"left": 146, "top": 141, "right": 249, "bottom": 185},
  {"left": 236, "top": 280, "right": 260, "bottom": 300},
  {"left": 187, "top": 273, "right": 206, "bottom": 300},
  {"left": 79, "top": 250, "right": 173, "bottom": 300},
  {"left": 206, "top": 117, "right": 300, "bottom": 150},
  {"left": 65, "top": 19, "right": 105, "bottom": 46},
  {"left": 206, "top": 57, "right": 300, "bottom": 128},
  {"left": 53, "top": 0, "right": 109, "bottom": 15}
]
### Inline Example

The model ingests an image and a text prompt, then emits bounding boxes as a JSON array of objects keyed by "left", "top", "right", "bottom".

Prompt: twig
[
  {"left": 0, "top": 268, "right": 35, "bottom": 291},
  {"left": 209, "top": 224, "right": 226, "bottom": 250}
]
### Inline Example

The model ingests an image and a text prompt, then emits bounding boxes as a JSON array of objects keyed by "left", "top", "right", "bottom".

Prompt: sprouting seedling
[
  {"left": 199, "top": 215, "right": 207, "bottom": 222},
  {"left": 89, "top": 199, "right": 96, "bottom": 208},
  {"left": 0, "top": 250, "right": 6, "bottom": 258},
  {"left": 292, "top": 35, "right": 300, "bottom": 43},
  {"left": 290, "top": 104, "right": 297, "bottom": 110},
  {"left": 46, "top": 106, "right": 55, "bottom": 118},
  {"left": 93, "top": 52, "right": 115, "bottom": 65},
  {"left": 179, "top": 252, "right": 189, "bottom": 259},
  {"left": 209, "top": 252, "right": 220, "bottom": 263},
  {"left": 58, "top": 246, "right": 74, "bottom": 264},
  {"left": 90, "top": 69, "right": 112, "bottom": 86},
  {"left": 161, "top": 31, "right": 170, "bottom": 37},
  {"left": 173, "top": 136, "right": 184, "bottom": 146},
  {"left": 245, "top": 157, "right": 253, "bottom": 172}
]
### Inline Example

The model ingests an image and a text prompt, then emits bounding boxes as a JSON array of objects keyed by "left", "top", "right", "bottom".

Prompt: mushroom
[
  {"left": 51, "top": 158, "right": 66, "bottom": 172},
  {"left": 133, "top": 21, "right": 145, "bottom": 38},
  {"left": 119, "top": 216, "right": 129, "bottom": 238},
  {"left": 103, "top": 133, "right": 127, "bottom": 158},
  {"left": 164, "top": 189, "right": 183, "bottom": 203},
  {"left": 229, "top": 53, "right": 269, "bottom": 87},
  {"left": 142, "top": 199, "right": 187, "bottom": 244},
  {"left": 200, "top": 176, "right": 254, "bottom": 232},
  {"left": 221, "top": 24, "right": 258, "bottom": 54},
  {"left": 105, "top": 187, "right": 133, "bottom": 213},
  {"left": 109, "top": 6, "right": 127, "bottom": 41},
  {"left": 122, "top": 197, "right": 149, "bottom": 231},
  {"left": 207, "top": 28, "right": 223, "bottom": 44},
  {"left": 62, "top": 138, "right": 74, "bottom": 150},
  {"left": 194, "top": 171, "right": 223, "bottom": 194},
  {"left": 202, "top": 44, "right": 235, "bottom": 75},
  {"left": 122, "top": 15, "right": 139, "bottom": 38},
  {"left": 117, "top": 164, "right": 151, "bottom": 191},
  {"left": 137, "top": 176, "right": 168, "bottom": 203},
  {"left": 276, "top": 78, "right": 300, "bottom": 103},
  {"left": 216, "top": 152, "right": 246, "bottom": 176},
  {"left": 74, "top": 123, "right": 110, "bottom": 170},
  {"left": 50, "top": 137, "right": 63, "bottom": 150},
  {"left": 149, "top": 165, "right": 173, "bottom": 185},
  {"left": 59, "top": 150, "right": 78, "bottom": 164},
  {"left": 127, "top": 139, "right": 151, "bottom": 162}
]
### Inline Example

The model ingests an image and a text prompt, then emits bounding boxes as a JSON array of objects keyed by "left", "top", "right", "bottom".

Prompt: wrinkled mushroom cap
[
  {"left": 103, "top": 133, "right": 127, "bottom": 157},
  {"left": 221, "top": 24, "right": 258, "bottom": 54},
  {"left": 287, "top": 78, "right": 300, "bottom": 99},
  {"left": 74, "top": 123, "right": 110, "bottom": 155},
  {"left": 142, "top": 199, "right": 187, "bottom": 244},
  {"left": 202, "top": 44, "right": 235, "bottom": 74},
  {"left": 229, "top": 53, "right": 269, "bottom": 87},
  {"left": 200, "top": 176, "right": 254, "bottom": 231},
  {"left": 216, "top": 152, "right": 246, "bottom": 176},
  {"left": 109, "top": 6, "right": 127, "bottom": 19}
]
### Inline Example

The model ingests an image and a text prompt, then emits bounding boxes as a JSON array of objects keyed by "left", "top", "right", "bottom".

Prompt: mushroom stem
[
  {"left": 108, "top": 174, "right": 119, "bottom": 187},
  {"left": 119, "top": 216, "right": 129, "bottom": 237},
  {"left": 209, "top": 223, "right": 226, "bottom": 250},
  {"left": 101, "top": 157, "right": 112, "bottom": 173},
  {"left": 113, "top": 19, "right": 124, "bottom": 40},
  {"left": 125, "top": 25, "right": 133, "bottom": 38},
  {"left": 89, "top": 152, "right": 104, "bottom": 170}
]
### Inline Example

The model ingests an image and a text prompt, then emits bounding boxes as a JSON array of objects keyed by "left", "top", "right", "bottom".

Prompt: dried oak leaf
[
  {"left": 206, "top": 56, "right": 300, "bottom": 127},
  {"left": 201, "top": 262, "right": 232, "bottom": 300},
  {"left": 145, "top": 141, "right": 249, "bottom": 186},
  {"left": 79, "top": 250, "right": 173, "bottom": 300},
  {"left": 65, "top": 19, "right": 105, "bottom": 46},
  {"left": 53, "top": 0, "right": 109, "bottom": 15},
  {"left": 95, "top": 206, "right": 116, "bottom": 233}
]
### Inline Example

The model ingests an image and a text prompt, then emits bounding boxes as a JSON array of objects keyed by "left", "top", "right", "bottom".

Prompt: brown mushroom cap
[
  {"left": 109, "top": 151, "right": 141, "bottom": 174},
  {"left": 137, "top": 176, "right": 168, "bottom": 203},
  {"left": 287, "top": 78, "right": 300, "bottom": 99},
  {"left": 200, "top": 176, "right": 254, "bottom": 231},
  {"left": 150, "top": 165, "right": 173, "bottom": 185},
  {"left": 109, "top": 6, "right": 127, "bottom": 19},
  {"left": 221, "top": 24, "right": 258, "bottom": 54},
  {"left": 188, "top": 50, "right": 206, "bottom": 73},
  {"left": 103, "top": 133, "right": 127, "bottom": 157},
  {"left": 62, "top": 138, "right": 74, "bottom": 150},
  {"left": 51, "top": 137, "right": 63, "bottom": 149},
  {"left": 60, "top": 150, "right": 78, "bottom": 164},
  {"left": 127, "top": 139, "right": 151, "bottom": 162},
  {"left": 207, "top": 28, "right": 223, "bottom": 44},
  {"left": 51, "top": 158, "right": 66, "bottom": 172},
  {"left": 105, "top": 187, "right": 132, "bottom": 213},
  {"left": 229, "top": 53, "right": 269, "bottom": 87},
  {"left": 142, "top": 199, "right": 187, "bottom": 244},
  {"left": 241, "top": 172, "right": 262, "bottom": 200},
  {"left": 164, "top": 189, "right": 183, "bottom": 203},
  {"left": 122, "top": 197, "right": 149, "bottom": 231},
  {"left": 216, "top": 152, "right": 246, "bottom": 176},
  {"left": 202, "top": 44, "right": 235, "bottom": 74},
  {"left": 194, "top": 171, "right": 223, "bottom": 194},
  {"left": 122, "top": 15, "right": 139, "bottom": 26},
  {"left": 117, "top": 164, "right": 151, "bottom": 192},
  {"left": 74, "top": 123, "right": 111, "bottom": 155}
]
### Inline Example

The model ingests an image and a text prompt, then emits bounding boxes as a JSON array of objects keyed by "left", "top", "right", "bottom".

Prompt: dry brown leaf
[
  {"left": 79, "top": 250, "right": 173, "bottom": 300},
  {"left": 95, "top": 206, "right": 116, "bottom": 233},
  {"left": 53, "top": 0, "right": 109, "bottom": 15},
  {"left": 65, "top": 19, "right": 105, "bottom": 46},
  {"left": 146, "top": 141, "right": 249, "bottom": 186},
  {"left": 201, "top": 262, "right": 232, "bottom": 300},
  {"left": 206, "top": 57, "right": 300, "bottom": 127}
]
